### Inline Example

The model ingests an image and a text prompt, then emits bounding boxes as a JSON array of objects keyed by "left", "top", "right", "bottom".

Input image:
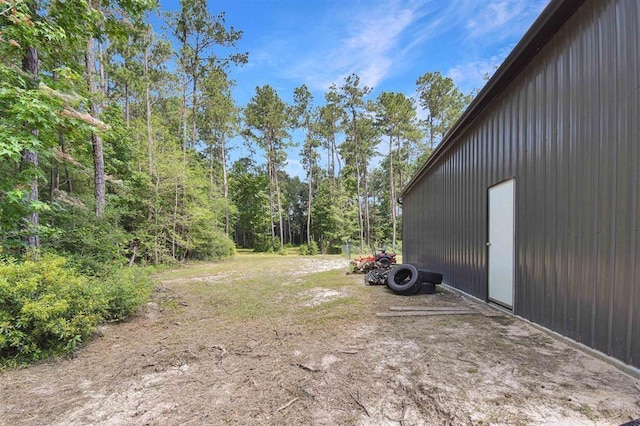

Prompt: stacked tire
[{"left": 386, "top": 264, "right": 443, "bottom": 296}]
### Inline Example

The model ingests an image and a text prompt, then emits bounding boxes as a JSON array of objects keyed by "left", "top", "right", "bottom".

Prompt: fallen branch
[
  {"left": 347, "top": 389, "right": 370, "bottom": 417},
  {"left": 292, "top": 363, "right": 320, "bottom": 373},
  {"left": 455, "top": 355, "right": 479, "bottom": 367},
  {"left": 112, "top": 364, "right": 126, "bottom": 379},
  {"left": 276, "top": 397, "right": 299, "bottom": 413}
]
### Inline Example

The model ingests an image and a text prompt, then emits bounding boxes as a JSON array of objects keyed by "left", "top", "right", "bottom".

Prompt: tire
[
  {"left": 419, "top": 270, "right": 443, "bottom": 284},
  {"left": 377, "top": 257, "right": 392, "bottom": 268},
  {"left": 421, "top": 282, "right": 436, "bottom": 294},
  {"left": 387, "top": 264, "right": 421, "bottom": 295}
]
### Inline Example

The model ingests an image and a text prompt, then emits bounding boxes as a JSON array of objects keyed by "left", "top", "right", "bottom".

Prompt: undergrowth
[{"left": 0, "top": 255, "right": 153, "bottom": 367}]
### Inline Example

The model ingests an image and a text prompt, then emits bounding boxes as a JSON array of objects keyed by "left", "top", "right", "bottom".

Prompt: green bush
[
  {"left": 298, "top": 241, "right": 319, "bottom": 255},
  {"left": 254, "top": 235, "right": 279, "bottom": 253},
  {"left": 0, "top": 255, "right": 103, "bottom": 365},
  {"left": 95, "top": 267, "right": 153, "bottom": 322},
  {"left": 308, "top": 241, "right": 319, "bottom": 255},
  {"left": 0, "top": 256, "right": 154, "bottom": 366}
]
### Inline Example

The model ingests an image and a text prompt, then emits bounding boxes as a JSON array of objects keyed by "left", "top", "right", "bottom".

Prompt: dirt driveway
[{"left": 1, "top": 253, "right": 639, "bottom": 425}]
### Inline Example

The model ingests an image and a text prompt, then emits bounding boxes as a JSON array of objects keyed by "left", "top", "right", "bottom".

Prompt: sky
[{"left": 157, "top": 0, "right": 551, "bottom": 179}]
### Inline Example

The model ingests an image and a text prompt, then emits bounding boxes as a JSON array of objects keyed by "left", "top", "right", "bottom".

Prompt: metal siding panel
[
  {"left": 527, "top": 70, "right": 546, "bottom": 325},
  {"left": 626, "top": 0, "right": 640, "bottom": 367},
  {"left": 568, "top": 25, "right": 583, "bottom": 342},
  {"left": 611, "top": 0, "right": 638, "bottom": 363},
  {"left": 557, "top": 47, "right": 573, "bottom": 337},
  {"left": 593, "top": 2, "right": 614, "bottom": 355},
  {"left": 401, "top": 0, "right": 639, "bottom": 368},
  {"left": 516, "top": 86, "right": 528, "bottom": 316},
  {"left": 546, "top": 58, "right": 560, "bottom": 330},
  {"left": 579, "top": 5, "right": 598, "bottom": 348}
]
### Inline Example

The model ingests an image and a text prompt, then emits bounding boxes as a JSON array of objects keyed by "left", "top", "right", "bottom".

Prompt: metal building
[{"left": 402, "top": 0, "right": 639, "bottom": 369}]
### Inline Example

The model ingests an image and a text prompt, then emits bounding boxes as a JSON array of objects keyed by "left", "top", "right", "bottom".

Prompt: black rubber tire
[
  {"left": 421, "top": 282, "right": 436, "bottom": 294},
  {"left": 377, "top": 257, "right": 392, "bottom": 268},
  {"left": 419, "top": 269, "right": 443, "bottom": 284},
  {"left": 396, "top": 283, "right": 421, "bottom": 296},
  {"left": 387, "top": 264, "right": 421, "bottom": 295}
]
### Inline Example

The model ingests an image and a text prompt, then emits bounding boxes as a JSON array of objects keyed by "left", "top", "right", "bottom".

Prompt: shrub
[
  {"left": 298, "top": 241, "right": 319, "bottom": 256},
  {"left": 308, "top": 241, "right": 319, "bottom": 255},
  {"left": 0, "top": 255, "right": 103, "bottom": 365},
  {"left": 95, "top": 267, "right": 153, "bottom": 322},
  {"left": 0, "top": 256, "right": 154, "bottom": 366}
]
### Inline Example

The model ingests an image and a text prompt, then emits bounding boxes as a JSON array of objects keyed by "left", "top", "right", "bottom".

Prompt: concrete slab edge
[{"left": 439, "top": 282, "right": 640, "bottom": 380}]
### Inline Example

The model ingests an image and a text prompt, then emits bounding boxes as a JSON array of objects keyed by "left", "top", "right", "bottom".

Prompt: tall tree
[
  {"left": 317, "top": 88, "right": 343, "bottom": 186},
  {"left": 199, "top": 66, "right": 238, "bottom": 236},
  {"left": 416, "top": 71, "right": 471, "bottom": 150},
  {"left": 243, "top": 85, "right": 292, "bottom": 252},
  {"left": 168, "top": 0, "right": 247, "bottom": 151},
  {"left": 375, "top": 92, "right": 420, "bottom": 248},
  {"left": 293, "top": 85, "right": 318, "bottom": 245},
  {"left": 336, "top": 74, "right": 374, "bottom": 251}
]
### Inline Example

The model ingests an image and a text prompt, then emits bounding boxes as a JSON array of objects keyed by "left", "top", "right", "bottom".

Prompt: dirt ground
[{"left": 1, "top": 253, "right": 639, "bottom": 425}]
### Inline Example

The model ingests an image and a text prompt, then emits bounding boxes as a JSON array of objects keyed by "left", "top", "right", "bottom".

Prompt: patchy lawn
[{"left": 1, "top": 251, "right": 638, "bottom": 425}]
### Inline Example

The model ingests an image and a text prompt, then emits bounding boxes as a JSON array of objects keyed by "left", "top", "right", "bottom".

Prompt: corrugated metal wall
[{"left": 403, "top": 0, "right": 640, "bottom": 367}]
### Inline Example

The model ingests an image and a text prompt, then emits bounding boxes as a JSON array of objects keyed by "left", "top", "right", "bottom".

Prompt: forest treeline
[{"left": 1, "top": 0, "right": 472, "bottom": 269}]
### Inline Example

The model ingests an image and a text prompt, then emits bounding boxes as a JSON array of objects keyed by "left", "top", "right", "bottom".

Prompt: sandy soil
[{"left": 1, "top": 255, "right": 639, "bottom": 425}]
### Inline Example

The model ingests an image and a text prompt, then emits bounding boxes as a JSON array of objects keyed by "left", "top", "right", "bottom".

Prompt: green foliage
[
  {"left": 416, "top": 71, "right": 472, "bottom": 149},
  {"left": 94, "top": 267, "right": 153, "bottom": 322},
  {"left": 0, "top": 255, "right": 102, "bottom": 365},
  {"left": 253, "top": 235, "right": 280, "bottom": 253},
  {"left": 298, "top": 241, "right": 319, "bottom": 256},
  {"left": 42, "top": 196, "right": 129, "bottom": 275},
  {"left": 0, "top": 255, "right": 154, "bottom": 366}
]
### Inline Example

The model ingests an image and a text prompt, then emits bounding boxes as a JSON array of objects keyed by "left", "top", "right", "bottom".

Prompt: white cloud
[
  {"left": 287, "top": 1, "right": 431, "bottom": 90},
  {"left": 446, "top": 48, "right": 512, "bottom": 94},
  {"left": 284, "top": 159, "right": 306, "bottom": 180},
  {"left": 465, "top": 0, "right": 550, "bottom": 42}
]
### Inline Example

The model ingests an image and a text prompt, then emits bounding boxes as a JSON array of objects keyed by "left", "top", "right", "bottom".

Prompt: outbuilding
[{"left": 402, "top": 0, "right": 639, "bottom": 369}]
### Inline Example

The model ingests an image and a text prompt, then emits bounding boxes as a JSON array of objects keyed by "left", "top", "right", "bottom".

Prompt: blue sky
[{"left": 157, "top": 0, "right": 551, "bottom": 178}]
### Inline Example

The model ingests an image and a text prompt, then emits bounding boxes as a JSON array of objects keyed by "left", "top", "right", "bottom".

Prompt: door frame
[{"left": 487, "top": 177, "right": 516, "bottom": 310}]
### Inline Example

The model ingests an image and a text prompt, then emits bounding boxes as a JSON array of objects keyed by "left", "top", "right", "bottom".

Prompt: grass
[{"left": 154, "top": 250, "right": 368, "bottom": 328}]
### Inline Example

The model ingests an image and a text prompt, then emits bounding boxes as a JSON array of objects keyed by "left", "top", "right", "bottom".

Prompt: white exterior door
[{"left": 488, "top": 179, "right": 515, "bottom": 309}]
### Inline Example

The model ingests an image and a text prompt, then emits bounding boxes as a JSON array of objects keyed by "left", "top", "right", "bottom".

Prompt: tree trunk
[
  {"left": 20, "top": 18, "right": 40, "bottom": 254},
  {"left": 98, "top": 42, "right": 106, "bottom": 97},
  {"left": 60, "top": 134, "right": 72, "bottom": 192},
  {"left": 172, "top": 180, "right": 178, "bottom": 258},
  {"left": 363, "top": 159, "right": 370, "bottom": 248},
  {"left": 86, "top": 1, "right": 105, "bottom": 218},
  {"left": 191, "top": 74, "right": 198, "bottom": 148},
  {"left": 267, "top": 151, "right": 276, "bottom": 248},
  {"left": 221, "top": 138, "right": 230, "bottom": 235},
  {"left": 306, "top": 159, "right": 313, "bottom": 245},
  {"left": 355, "top": 155, "right": 364, "bottom": 253},
  {"left": 145, "top": 39, "right": 153, "bottom": 176},
  {"left": 181, "top": 72, "right": 188, "bottom": 153},
  {"left": 274, "top": 162, "right": 285, "bottom": 252},
  {"left": 125, "top": 81, "right": 130, "bottom": 127}
]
